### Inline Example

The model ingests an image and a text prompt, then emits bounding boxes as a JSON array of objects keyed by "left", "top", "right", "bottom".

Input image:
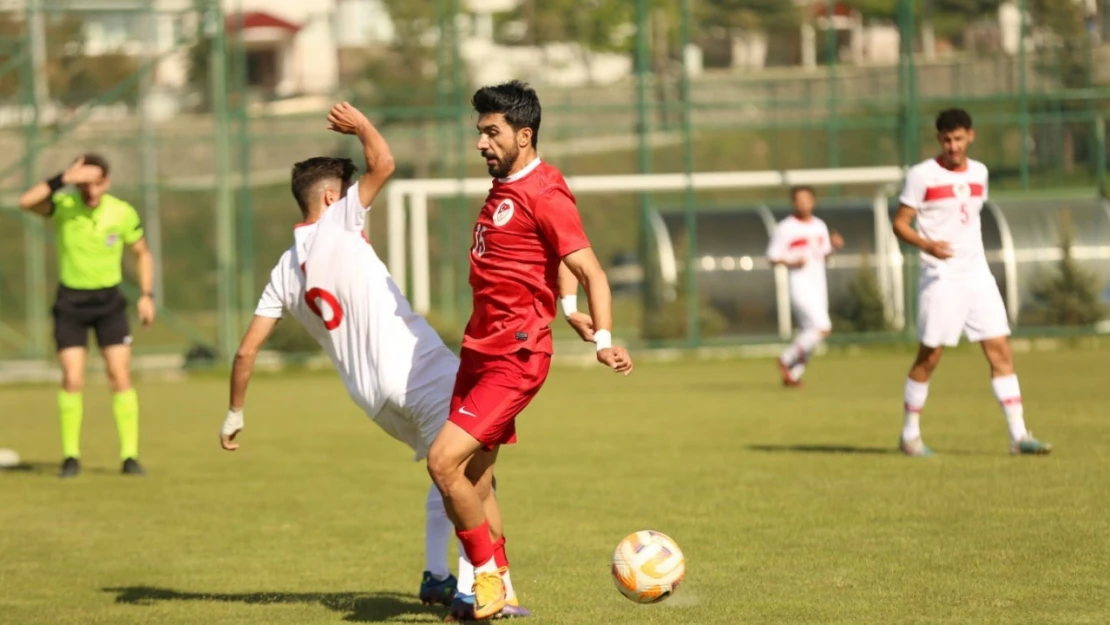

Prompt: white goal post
[{"left": 386, "top": 166, "right": 908, "bottom": 336}]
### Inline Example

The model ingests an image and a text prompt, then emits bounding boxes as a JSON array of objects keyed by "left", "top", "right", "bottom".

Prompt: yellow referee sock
[
  {"left": 113, "top": 389, "right": 139, "bottom": 461},
  {"left": 58, "top": 390, "right": 83, "bottom": 459}
]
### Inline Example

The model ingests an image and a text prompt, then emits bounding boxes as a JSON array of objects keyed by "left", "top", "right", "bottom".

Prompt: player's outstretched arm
[
  {"left": 223, "top": 315, "right": 280, "bottom": 451},
  {"left": 18, "top": 157, "right": 102, "bottom": 216},
  {"left": 326, "top": 102, "right": 396, "bottom": 209},
  {"left": 893, "top": 205, "right": 952, "bottom": 260},
  {"left": 562, "top": 247, "right": 633, "bottom": 375}
]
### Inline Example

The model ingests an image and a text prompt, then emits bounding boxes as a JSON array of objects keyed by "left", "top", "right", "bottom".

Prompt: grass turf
[{"left": 2, "top": 344, "right": 1109, "bottom": 624}]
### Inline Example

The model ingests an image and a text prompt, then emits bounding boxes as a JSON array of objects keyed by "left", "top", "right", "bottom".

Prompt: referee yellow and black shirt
[{"left": 50, "top": 192, "right": 144, "bottom": 351}]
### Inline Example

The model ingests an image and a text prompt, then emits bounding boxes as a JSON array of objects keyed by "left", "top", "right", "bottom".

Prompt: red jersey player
[{"left": 426, "top": 80, "right": 634, "bottom": 620}]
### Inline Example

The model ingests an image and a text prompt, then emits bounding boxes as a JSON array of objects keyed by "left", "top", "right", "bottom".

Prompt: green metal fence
[{"left": 0, "top": 0, "right": 1107, "bottom": 362}]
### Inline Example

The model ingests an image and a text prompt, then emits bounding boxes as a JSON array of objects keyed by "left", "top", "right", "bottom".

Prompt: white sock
[
  {"left": 456, "top": 543, "right": 475, "bottom": 596},
  {"left": 780, "top": 330, "right": 823, "bottom": 368},
  {"left": 501, "top": 565, "right": 516, "bottom": 601},
  {"left": 475, "top": 557, "right": 498, "bottom": 575},
  {"left": 424, "top": 484, "right": 452, "bottom": 581},
  {"left": 903, "top": 378, "right": 929, "bottom": 441},
  {"left": 790, "top": 363, "right": 806, "bottom": 381},
  {"left": 797, "top": 329, "right": 823, "bottom": 361},
  {"left": 779, "top": 344, "right": 799, "bottom": 368},
  {"left": 991, "top": 374, "right": 1027, "bottom": 442}
]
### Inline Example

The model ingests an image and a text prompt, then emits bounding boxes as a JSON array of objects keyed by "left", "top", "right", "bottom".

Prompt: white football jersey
[
  {"left": 254, "top": 183, "right": 452, "bottom": 420},
  {"left": 766, "top": 215, "right": 832, "bottom": 302},
  {"left": 899, "top": 157, "right": 991, "bottom": 279}
]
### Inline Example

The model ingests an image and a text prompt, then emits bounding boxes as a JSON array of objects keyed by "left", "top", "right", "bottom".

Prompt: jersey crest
[
  {"left": 952, "top": 181, "right": 971, "bottom": 199},
  {"left": 492, "top": 199, "right": 515, "bottom": 227}
]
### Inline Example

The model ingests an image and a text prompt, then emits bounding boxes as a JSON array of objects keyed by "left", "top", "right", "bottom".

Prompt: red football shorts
[{"left": 449, "top": 348, "right": 552, "bottom": 449}]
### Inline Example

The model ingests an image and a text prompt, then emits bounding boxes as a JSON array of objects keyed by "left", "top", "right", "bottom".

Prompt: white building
[{"left": 75, "top": 0, "right": 354, "bottom": 98}]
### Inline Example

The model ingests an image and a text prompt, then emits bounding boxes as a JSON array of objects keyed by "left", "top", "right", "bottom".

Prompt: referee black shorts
[{"left": 52, "top": 285, "right": 132, "bottom": 352}]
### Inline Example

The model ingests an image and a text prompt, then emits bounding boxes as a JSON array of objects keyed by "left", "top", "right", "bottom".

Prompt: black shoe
[
  {"left": 58, "top": 456, "right": 80, "bottom": 478},
  {"left": 121, "top": 458, "right": 145, "bottom": 476}
]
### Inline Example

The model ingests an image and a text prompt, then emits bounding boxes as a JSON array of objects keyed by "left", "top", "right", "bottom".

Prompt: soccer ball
[{"left": 610, "top": 530, "right": 685, "bottom": 604}]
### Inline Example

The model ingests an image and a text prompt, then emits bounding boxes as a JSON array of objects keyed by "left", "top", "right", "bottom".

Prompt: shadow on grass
[
  {"left": 747, "top": 444, "right": 986, "bottom": 456},
  {"left": 1, "top": 461, "right": 118, "bottom": 476},
  {"left": 747, "top": 444, "right": 898, "bottom": 455},
  {"left": 103, "top": 585, "right": 445, "bottom": 623}
]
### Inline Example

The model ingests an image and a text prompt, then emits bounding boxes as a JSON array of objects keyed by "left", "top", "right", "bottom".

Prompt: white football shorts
[
  {"left": 791, "top": 292, "right": 832, "bottom": 332},
  {"left": 917, "top": 272, "right": 1011, "bottom": 348},
  {"left": 373, "top": 347, "right": 457, "bottom": 461}
]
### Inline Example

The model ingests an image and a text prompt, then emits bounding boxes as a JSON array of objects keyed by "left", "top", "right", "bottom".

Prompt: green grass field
[{"left": 2, "top": 345, "right": 1109, "bottom": 624}]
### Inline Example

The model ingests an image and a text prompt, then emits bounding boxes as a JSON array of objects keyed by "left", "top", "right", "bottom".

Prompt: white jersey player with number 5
[
  {"left": 893, "top": 108, "right": 1051, "bottom": 457},
  {"left": 218, "top": 102, "right": 489, "bottom": 609}
]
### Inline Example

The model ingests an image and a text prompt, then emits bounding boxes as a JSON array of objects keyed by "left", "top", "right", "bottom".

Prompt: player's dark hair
[
  {"left": 790, "top": 185, "right": 815, "bottom": 200},
  {"left": 81, "top": 153, "right": 110, "bottom": 177},
  {"left": 471, "top": 80, "right": 541, "bottom": 147},
  {"left": 291, "top": 156, "right": 358, "bottom": 216},
  {"left": 936, "top": 109, "right": 973, "bottom": 133}
]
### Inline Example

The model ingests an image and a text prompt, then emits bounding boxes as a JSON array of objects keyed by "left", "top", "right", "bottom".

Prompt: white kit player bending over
[
  {"left": 219, "top": 103, "right": 503, "bottom": 611},
  {"left": 767, "top": 185, "right": 844, "bottom": 387},
  {"left": 893, "top": 108, "right": 1051, "bottom": 457}
]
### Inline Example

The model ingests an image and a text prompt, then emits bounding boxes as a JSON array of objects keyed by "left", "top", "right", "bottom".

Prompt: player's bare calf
[
  {"left": 980, "top": 336, "right": 1015, "bottom": 377},
  {"left": 427, "top": 423, "right": 496, "bottom": 531}
]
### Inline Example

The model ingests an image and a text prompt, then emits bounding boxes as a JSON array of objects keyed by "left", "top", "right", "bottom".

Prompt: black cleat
[
  {"left": 58, "top": 456, "right": 80, "bottom": 478},
  {"left": 121, "top": 458, "right": 145, "bottom": 476}
]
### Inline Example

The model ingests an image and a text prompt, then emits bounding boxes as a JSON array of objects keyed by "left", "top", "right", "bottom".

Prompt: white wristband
[
  {"left": 222, "top": 408, "right": 244, "bottom": 437},
  {"left": 560, "top": 295, "right": 578, "bottom": 318},
  {"left": 594, "top": 329, "right": 612, "bottom": 352}
]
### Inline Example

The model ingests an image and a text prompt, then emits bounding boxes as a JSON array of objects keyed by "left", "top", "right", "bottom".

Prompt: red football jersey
[{"left": 463, "top": 158, "right": 590, "bottom": 355}]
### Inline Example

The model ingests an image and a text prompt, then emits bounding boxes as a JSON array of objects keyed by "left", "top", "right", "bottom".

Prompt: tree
[
  {"left": 0, "top": 14, "right": 23, "bottom": 97},
  {"left": 185, "top": 3, "right": 213, "bottom": 110},
  {"left": 1024, "top": 1, "right": 1093, "bottom": 176},
  {"left": 187, "top": 1, "right": 245, "bottom": 112},
  {"left": 0, "top": 12, "right": 140, "bottom": 108},
  {"left": 845, "top": 0, "right": 1004, "bottom": 42},
  {"left": 351, "top": 0, "right": 472, "bottom": 177},
  {"left": 644, "top": 288, "right": 729, "bottom": 340},
  {"left": 357, "top": 0, "right": 444, "bottom": 117},
  {"left": 698, "top": 0, "right": 800, "bottom": 31},
  {"left": 1027, "top": 0, "right": 1090, "bottom": 88},
  {"left": 694, "top": 0, "right": 801, "bottom": 67},
  {"left": 503, "top": 0, "right": 636, "bottom": 52},
  {"left": 1027, "top": 211, "right": 1106, "bottom": 326},
  {"left": 845, "top": 0, "right": 1002, "bottom": 21},
  {"left": 833, "top": 259, "right": 890, "bottom": 332},
  {"left": 57, "top": 51, "right": 140, "bottom": 109}
]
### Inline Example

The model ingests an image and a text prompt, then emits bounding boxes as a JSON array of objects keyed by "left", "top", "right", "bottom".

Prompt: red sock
[
  {"left": 493, "top": 536, "right": 509, "bottom": 570},
  {"left": 456, "top": 521, "right": 494, "bottom": 567}
]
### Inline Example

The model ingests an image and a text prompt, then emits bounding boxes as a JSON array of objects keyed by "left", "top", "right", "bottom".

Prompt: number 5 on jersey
[{"left": 305, "top": 287, "right": 344, "bottom": 330}]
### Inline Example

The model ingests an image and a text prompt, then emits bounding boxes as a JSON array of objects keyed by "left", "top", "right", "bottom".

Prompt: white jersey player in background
[
  {"left": 893, "top": 108, "right": 1051, "bottom": 457},
  {"left": 218, "top": 103, "right": 513, "bottom": 614},
  {"left": 767, "top": 185, "right": 844, "bottom": 387}
]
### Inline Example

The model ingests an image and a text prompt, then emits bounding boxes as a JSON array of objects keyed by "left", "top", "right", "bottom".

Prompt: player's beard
[{"left": 485, "top": 145, "right": 519, "bottom": 178}]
